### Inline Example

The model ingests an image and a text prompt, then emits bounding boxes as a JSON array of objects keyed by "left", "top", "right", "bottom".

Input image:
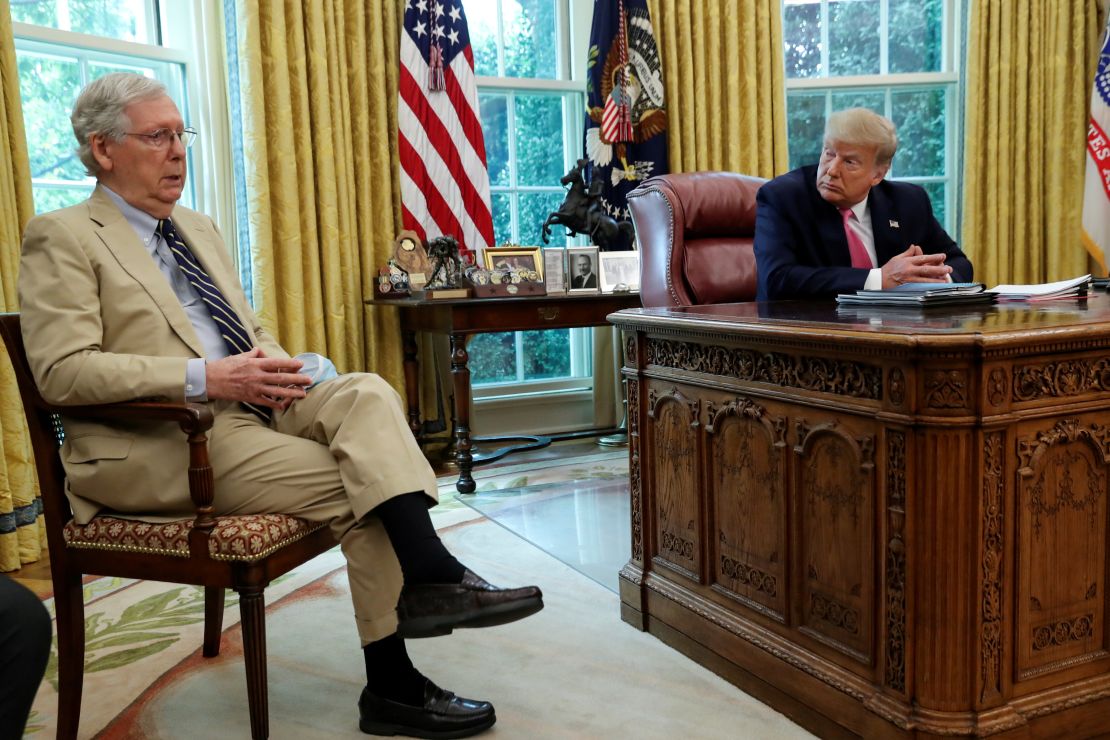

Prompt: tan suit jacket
[{"left": 18, "top": 186, "right": 287, "bottom": 522}]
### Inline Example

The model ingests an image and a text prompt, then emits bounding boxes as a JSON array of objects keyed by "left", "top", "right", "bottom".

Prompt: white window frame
[
  {"left": 469, "top": 0, "right": 597, "bottom": 435},
  {"left": 12, "top": 0, "right": 237, "bottom": 266},
  {"left": 782, "top": 0, "right": 962, "bottom": 234}
]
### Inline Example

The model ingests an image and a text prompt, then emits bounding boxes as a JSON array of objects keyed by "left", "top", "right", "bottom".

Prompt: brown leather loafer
[
  {"left": 396, "top": 569, "right": 543, "bottom": 638},
  {"left": 358, "top": 680, "right": 495, "bottom": 738}
]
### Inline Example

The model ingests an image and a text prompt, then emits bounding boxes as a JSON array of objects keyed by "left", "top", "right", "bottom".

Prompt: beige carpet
[{"left": 26, "top": 459, "right": 813, "bottom": 739}]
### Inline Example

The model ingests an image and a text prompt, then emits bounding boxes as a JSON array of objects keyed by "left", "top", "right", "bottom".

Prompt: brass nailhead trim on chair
[
  {"left": 627, "top": 186, "right": 681, "bottom": 306},
  {"left": 64, "top": 521, "right": 330, "bottom": 562},
  {"left": 65, "top": 541, "right": 190, "bottom": 557}
]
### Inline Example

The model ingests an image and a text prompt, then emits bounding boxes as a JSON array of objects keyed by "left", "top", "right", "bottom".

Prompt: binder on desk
[{"left": 836, "top": 282, "right": 996, "bottom": 307}]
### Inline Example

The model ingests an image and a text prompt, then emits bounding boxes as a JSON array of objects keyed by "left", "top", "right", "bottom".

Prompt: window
[
  {"left": 782, "top": 0, "right": 959, "bottom": 230},
  {"left": 467, "top": 0, "right": 595, "bottom": 415},
  {"left": 10, "top": 0, "right": 158, "bottom": 44},
  {"left": 11, "top": 2, "right": 196, "bottom": 215}
]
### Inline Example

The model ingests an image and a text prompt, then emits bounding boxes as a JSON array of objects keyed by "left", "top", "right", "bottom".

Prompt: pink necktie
[{"left": 838, "top": 207, "right": 873, "bottom": 269}]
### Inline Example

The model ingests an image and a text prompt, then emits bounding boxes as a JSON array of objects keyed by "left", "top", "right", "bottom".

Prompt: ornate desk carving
[{"left": 611, "top": 296, "right": 1110, "bottom": 738}]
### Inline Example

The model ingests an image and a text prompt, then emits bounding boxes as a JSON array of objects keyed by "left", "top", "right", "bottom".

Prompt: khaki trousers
[{"left": 207, "top": 373, "right": 438, "bottom": 644}]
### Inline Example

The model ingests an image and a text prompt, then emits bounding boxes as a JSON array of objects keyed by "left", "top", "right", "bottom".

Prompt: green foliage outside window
[
  {"left": 9, "top": 0, "right": 153, "bottom": 43},
  {"left": 468, "top": 0, "right": 588, "bottom": 389},
  {"left": 782, "top": 0, "right": 951, "bottom": 229},
  {"left": 469, "top": 332, "right": 517, "bottom": 385},
  {"left": 469, "top": 329, "right": 574, "bottom": 386},
  {"left": 13, "top": 1, "right": 187, "bottom": 215}
]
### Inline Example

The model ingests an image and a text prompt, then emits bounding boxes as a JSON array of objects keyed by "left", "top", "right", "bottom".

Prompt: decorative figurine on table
[
  {"left": 540, "top": 158, "right": 635, "bottom": 251},
  {"left": 426, "top": 235, "right": 463, "bottom": 289},
  {"left": 392, "top": 230, "right": 430, "bottom": 289},
  {"left": 541, "top": 159, "right": 591, "bottom": 244},
  {"left": 376, "top": 262, "right": 411, "bottom": 295}
]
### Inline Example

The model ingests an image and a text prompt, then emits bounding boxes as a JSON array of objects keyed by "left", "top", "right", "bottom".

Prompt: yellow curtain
[
  {"left": 647, "top": 0, "right": 788, "bottom": 177},
  {"left": 0, "top": 0, "right": 45, "bottom": 571},
  {"left": 229, "top": 0, "right": 404, "bottom": 386},
  {"left": 962, "top": 0, "right": 1103, "bottom": 286}
]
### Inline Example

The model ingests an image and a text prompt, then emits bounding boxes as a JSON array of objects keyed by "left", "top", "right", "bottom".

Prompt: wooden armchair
[{"left": 0, "top": 313, "right": 337, "bottom": 739}]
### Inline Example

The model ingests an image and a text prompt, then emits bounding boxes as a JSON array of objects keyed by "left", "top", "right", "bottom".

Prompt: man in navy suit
[{"left": 755, "top": 108, "right": 972, "bottom": 300}]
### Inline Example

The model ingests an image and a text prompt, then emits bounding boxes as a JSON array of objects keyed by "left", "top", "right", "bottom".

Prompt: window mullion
[
  {"left": 495, "top": 0, "right": 507, "bottom": 77},
  {"left": 506, "top": 90, "right": 520, "bottom": 241},
  {"left": 879, "top": 0, "right": 889, "bottom": 74},
  {"left": 819, "top": 0, "right": 830, "bottom": 77},
  {"left": 57, "top": 0, "right": 72, "bottom": 32},
  {"left": 514, "top": 331, "right": 526, "bottom": 382}
]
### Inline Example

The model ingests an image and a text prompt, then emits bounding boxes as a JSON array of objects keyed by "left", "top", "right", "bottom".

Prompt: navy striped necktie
[{"left": 157, "top": 218, "right": 271, "bottom": 422}]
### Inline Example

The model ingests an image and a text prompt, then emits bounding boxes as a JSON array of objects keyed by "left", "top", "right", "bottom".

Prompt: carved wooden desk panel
[{"left": 610, "top": 296, "right": 1110, "bottom": 739}]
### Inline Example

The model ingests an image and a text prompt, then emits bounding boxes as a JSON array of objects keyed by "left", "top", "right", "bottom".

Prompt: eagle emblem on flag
[
  {"left": 585, "top": 3, "right": 668, "bottom": 184},
  {"left": 582, "top": 0, "right": 669, "bottom": 248}
]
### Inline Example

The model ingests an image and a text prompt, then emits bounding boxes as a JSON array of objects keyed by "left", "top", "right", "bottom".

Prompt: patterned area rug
[{"left": 24, "top": 452, "right": 811, "bottom": 739}]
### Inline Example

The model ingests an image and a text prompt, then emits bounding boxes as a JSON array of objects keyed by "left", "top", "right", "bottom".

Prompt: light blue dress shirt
[{"left": 102, "top": 187, "right": 225, "bottom": 401}]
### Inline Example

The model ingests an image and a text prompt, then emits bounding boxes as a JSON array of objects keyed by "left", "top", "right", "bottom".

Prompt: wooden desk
[
  {"left": 610, "top": 295, "right": 1110, "bottom": 738},
  {"left": 375, "top": 292, "right": 641, "bottom": 492}
]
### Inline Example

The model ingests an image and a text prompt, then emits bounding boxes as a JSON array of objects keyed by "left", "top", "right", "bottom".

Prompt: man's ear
[
  {"left": 871, "top": 162, "right": 890, "bottom": 186},
  {"left": 90, "top": 134, "right": 115, "bottom": 173}
]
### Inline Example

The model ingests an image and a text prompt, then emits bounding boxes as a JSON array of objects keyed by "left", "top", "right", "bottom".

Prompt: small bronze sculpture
[
  {"left": 541, "top": 159, "right": 592, "bottom": 244},
  {"left": 541, "top": 159, "right": 635, "bottom": 250},
  {"left": 426, "top": 235, "right": 463, "bottom": 288},
  {"left": 583, "top": 179, "right": 635, "bottom": 251}
]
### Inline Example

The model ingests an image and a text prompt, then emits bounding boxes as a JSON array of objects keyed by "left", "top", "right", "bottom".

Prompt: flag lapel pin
[{"left": 889, "top": 220, "right": 900, "bottom": 228}]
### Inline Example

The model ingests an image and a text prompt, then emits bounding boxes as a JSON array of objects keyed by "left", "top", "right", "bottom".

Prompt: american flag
[
  {"left": 398, "top": 0, "right": 494, "bottom": 261},
  {"left": 1082, "top": 12, "right": 1110, "bottom": 276}
]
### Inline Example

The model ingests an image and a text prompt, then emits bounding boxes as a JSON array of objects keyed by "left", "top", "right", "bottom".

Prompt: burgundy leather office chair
[{"left": 627, "top": 172, "right": 767, "bottom": 307}]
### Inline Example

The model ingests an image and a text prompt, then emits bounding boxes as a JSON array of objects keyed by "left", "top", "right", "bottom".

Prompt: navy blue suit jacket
[{"left": 754, "top": 165, "right": 972, "bottom": 300}]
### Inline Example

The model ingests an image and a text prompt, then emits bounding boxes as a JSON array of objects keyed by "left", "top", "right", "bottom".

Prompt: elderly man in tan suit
[{"left": 18, "top": 73, "right": 542, "bottom": 739}]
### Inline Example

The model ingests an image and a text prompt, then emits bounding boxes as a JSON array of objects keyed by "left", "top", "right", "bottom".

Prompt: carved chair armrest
[
  {"left": 59, "top": 400, "right": 214, "bottom": 435},
  {"left": 57, "top": 401, "right": 219, "bottom": 539}
]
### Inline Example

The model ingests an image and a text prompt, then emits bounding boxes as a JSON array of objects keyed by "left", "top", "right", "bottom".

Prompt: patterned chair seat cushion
[{"left": 63, "top": 513, "right": 329, "bottom": 561}]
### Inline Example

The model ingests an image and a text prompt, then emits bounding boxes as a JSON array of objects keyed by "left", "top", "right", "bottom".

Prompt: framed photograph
[
  {"left": 598, "top": 251, "right": 641, "bottom": 293},
  {"left": 482, "top": 246, "right": 543, "bottom": 279},
  {"left": 566, "top": 246, "right": 601, "bottom": 294},
  {"left": 543, "top": 248, "right": 567, "bottom": 293}
]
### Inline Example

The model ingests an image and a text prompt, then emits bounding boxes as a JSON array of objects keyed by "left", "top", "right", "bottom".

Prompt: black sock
[
  {"left": 363, "top": 634, "right": 426, "bottom": 705},
  {"left": 374, "top": 491, "right": 466, "bottom": 585}
]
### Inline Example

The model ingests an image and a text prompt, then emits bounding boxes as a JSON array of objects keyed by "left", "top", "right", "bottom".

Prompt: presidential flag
[
  {"left": 584, "top": 0, "right": 668, "bottom": 250},
  {"left": 1082, "top": 11, "right": 1110, "bottom": 275},
  {"left": 399, "top": 0, "right": 494, "bottom": 262}
]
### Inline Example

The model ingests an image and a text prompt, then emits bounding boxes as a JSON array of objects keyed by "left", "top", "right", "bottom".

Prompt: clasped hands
[
  {"left": 206, "top": 348, "right": 312, "bottom": 412},
  {"left": 881, "top": 244, "right": 952, "bottom": 289}
]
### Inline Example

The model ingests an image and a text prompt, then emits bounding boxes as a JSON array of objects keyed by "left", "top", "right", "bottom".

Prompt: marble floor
[{"left": 461, "top": 476, "right": 631, "bottom": 593}]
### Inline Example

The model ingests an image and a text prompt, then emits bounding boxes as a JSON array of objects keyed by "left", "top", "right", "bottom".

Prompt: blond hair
[{"left": 824, "top": 108, "right": 898, "bottom": 165}]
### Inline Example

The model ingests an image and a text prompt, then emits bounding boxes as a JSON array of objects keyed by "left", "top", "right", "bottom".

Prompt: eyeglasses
[{"left": 123, "top": 128, "right": 197, "bottom": 149}]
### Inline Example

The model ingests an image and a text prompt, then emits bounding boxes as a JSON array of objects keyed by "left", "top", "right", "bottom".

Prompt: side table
[{"left": 370, "top": 292, "right": 641, "bottom": 492}]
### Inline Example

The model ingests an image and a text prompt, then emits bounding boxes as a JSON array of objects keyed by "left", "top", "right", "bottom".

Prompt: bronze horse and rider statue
[{"left": 541, "top": 159, "right": 636, "bottom": 251}]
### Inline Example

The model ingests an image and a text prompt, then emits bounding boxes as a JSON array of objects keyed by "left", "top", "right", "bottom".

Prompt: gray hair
[
  {"left": 824, "top": 108, "right": 899, "bottom": 166},
  {"left": 71, "top": 73, "right": 167, "bottom": 175}
]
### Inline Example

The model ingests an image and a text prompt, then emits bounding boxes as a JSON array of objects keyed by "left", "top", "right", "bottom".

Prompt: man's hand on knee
[{"left": 206, "top": 348, "right": 312, "bottom": 411}]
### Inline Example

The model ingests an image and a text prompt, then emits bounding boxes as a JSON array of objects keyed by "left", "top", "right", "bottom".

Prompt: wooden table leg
[
  {"left": 449, "top": 332, "right": 475, "bottom": 493},
  {"left": 402, "top": 328, "right": 420, "bottom": 436}
]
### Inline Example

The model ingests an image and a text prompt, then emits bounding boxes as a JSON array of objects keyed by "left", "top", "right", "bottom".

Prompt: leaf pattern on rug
[
  {"left": 44, "top": 585, "right": 231, "bottom": 691},
  {"left": 24, "top": 710, "right": 44, "bottom": 735}
]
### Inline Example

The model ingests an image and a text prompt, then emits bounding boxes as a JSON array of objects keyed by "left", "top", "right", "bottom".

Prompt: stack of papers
[
  {"left": 836, "top": 282, "right": 996, "bottom": 307},
  {"left": 987, "top": 275, "right": 1090, "bottom": 301}
]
